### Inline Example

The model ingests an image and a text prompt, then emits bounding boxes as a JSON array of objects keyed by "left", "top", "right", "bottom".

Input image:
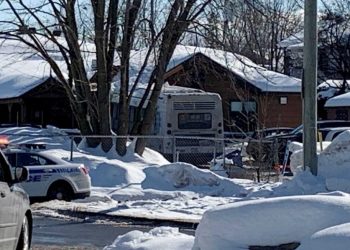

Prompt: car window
[
  {"left": 0, "top": 151, "right": 11, "bottom": 182},
  {"left": 0, "top": 161, "right": 5, "bottom": 182},
  {"left": 5, "top": 153, "right": 16, "bottom": 167},
  {"left": 6, "top": 153, "right": 56, "bottom": 167},
  {"left": 16, "top": 153, "right": 37, "bottom": 167},
  {"left": 36, "top": 155, "right": 56, "bottom": 165}
]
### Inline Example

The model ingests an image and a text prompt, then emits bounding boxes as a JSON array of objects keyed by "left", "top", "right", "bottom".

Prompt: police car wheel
[
  {"left": 16, "top": 216, "right": 30, "bottom": 250},
  {"left": 47, "top": 183, "right": 73, "bottom": 201}
]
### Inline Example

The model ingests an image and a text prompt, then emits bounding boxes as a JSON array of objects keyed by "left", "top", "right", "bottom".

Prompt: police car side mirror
[{"left": 14, "top": 167, "right": 29, "bottom": 183}]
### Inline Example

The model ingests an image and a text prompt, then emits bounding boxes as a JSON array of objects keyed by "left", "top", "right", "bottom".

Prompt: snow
[
  {"left": 0, "top": 35, "right": 94, "bottom": 99},
  {"left": 325, "top": 91, "right": 350, "bottom": 107},
  {"left": 193, "top": 194, "right": 350, "bottom": 249},
  {"left": 103, "top": 227, "right": 194, "bottom": 250},
  {"left": 278, "top": 31, "right": 304, "bottom": 48},
  {"left": 0, "top": 59, "right": 52, "bottom": 99},
  {"left": 4, "top": 125, "right": 350, "bottom": 249},
  {"left": 318, "top": 79, "right": 350, "bottom": 101},
  {"left": 299, "top": 223, "right": 350, "bottom": 250},
  {"left": 167, "top": 46, "right": 301, "bottom": 93}
]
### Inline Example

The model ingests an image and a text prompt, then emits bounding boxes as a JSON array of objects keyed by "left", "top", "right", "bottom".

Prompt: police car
[
  {"left": 0, "top": 148, "right": 32, "bottom": 250},
  {"left": 4, "top": 149, "right": 91, "bottom": 201}
]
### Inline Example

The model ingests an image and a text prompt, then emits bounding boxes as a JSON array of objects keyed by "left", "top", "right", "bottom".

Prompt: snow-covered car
[
  {"left": 4, "top": 149, "right": 91, "bottom": 201},
  {"left": 0, "top": 149, "right": 32, "bottom": 250}
]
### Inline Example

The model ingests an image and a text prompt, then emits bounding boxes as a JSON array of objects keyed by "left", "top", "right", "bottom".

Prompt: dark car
[
  {"left": 250, "top": 127, "right": 294, "bottom": 140},
  {"left": 0, "top": 149, "right": 32, "bottom": 250},
  {"left": 246, "top": 120, "right": 350, "bottom": 165}
]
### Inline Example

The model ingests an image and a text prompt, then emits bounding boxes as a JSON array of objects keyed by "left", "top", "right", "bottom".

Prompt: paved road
[{"left": 31, "top": 215, "right": 195, "bottom": 249}]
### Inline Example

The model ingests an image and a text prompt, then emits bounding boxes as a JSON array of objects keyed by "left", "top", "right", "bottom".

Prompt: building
[
  {"left": 0, "top": 59, "right": 75, "bottom": 128},
  {"left": 164, "top": 46, "right": 302, "bottom": 132},
  {"left": 325, "top": 92, "right": 350, "bottom": 120}
]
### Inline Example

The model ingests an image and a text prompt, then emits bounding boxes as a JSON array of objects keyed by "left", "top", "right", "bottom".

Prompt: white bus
[{"left": 111, "top": 85, "right": 224, "bottom": 165}]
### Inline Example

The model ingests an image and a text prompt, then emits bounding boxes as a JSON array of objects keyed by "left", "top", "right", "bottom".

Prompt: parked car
[
  {"left": 0, "top": 148, "right": 32, "bottom": 250},
  {"left": 4, "top": 149, "right": 91, "bottom": 201},
  {"left": 250, "top": 127, "right": 294, "bottom": 139},
  {"left": 246, "top": 120, "right": 350, "bottom": 164},
  {"left": 319, "top": 127, "right": 350, "bottom": 141}
]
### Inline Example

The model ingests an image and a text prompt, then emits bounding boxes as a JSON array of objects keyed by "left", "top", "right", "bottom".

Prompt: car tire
[
  {"left": 16, "top": 216, "right": 30, "bottom": 250},
  {"left": 47, "top": 182, "right": 73, "bottom": 201}
]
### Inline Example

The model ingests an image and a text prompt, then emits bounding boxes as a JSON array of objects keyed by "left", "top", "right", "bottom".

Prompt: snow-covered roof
[
  {"left": 278, "top": 31, "right": 304, "bottom": 48},
  {"left": 0, "top": 39, "right": 300, "bottom": 100},
  {"left": 0, "top": 59, "right": 53, "bottom": 99},
  {"left": 325, "top": 92, "right": 350, "bottom": 107},
  {"left": 168, "top": 46, "right": 301, "bottom": 93},
  {"left": 318, "top": 79, "right": 350, "bottom": 100},
  {"left": 0, "top": 36, "right": 94, "bottom": 99},
  {"left": 112, "top": 45, "right": 301, "bottom": 94}
]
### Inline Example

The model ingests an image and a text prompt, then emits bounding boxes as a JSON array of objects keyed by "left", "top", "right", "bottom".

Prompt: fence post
[
  {"left": 222, "top": 140, "right": 225, "bottom": 169},
  {"left": 70, "top": 136, "right": 74, "bottom": 161},
  {"left": 172, "top": 136, "right": 176, "bottom": 163},
  {"left": 213, "top": 145, "right": 217, "bottom": 165}
]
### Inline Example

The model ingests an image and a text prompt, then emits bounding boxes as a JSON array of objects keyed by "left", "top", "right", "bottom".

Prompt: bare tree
[
  {"left": 133, "top": 0, "right": 212, "bottom": 155},
  {"left": 202, "top": 0, "right": 302, "bottom": 72},
  {"left": 318, "top": 1, "right": 350, "bottom": 92},
  {"left": 0, "top": 0, "right": 121, "bottom": 151},
  {"left": 0, "top": 0, "right": 212, "bottom": 156}
]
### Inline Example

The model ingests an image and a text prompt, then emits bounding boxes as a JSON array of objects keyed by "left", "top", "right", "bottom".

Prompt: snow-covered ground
[{"left": 2, "top": 126, "right": 350, "bottom": 249}]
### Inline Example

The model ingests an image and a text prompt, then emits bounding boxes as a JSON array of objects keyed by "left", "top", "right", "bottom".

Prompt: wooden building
[
  {"left": 164, "top": 48, "right": 302, "bottom": 132},
  {"left": 325, "top": 92, "right": 350, "bottom": 121},
  {"left": 0, "top": 77, "right": 75, "bottom": 128}
]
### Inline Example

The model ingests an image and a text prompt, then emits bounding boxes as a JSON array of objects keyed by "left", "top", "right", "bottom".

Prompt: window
[
  {"left": 231, "top": 102, "right": 242, "bottom": 112},
  {"left": 178, "top": 113, "right": 212, "bottom": 129},
  {"left": 244, "top": 102, "right": 256, "bottom": 112},
  {"left": 280, "top": 97, "right": 288, "bottom": 105},
  {"left": 336, "top": 110, "right": 349, "bottom": 120},
  {"left": 14, "top": 153, "right": 55, "bottom": 167},
  {"left": 0, "top": 162, "right": 4, "bottom": 182},
  {"left": 230, "top": 101, "right": 256, "bottom": 113}
]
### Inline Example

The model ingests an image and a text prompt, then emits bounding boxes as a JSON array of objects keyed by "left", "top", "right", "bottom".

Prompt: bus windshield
[{"left": 178, "top": 113, "right": 212, "bottom": 129}]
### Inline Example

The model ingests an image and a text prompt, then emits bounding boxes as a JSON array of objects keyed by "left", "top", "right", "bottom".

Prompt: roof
[
  {"left": 0, "top": 39, "right": 300, "bottom": 100},
  {"left": 0, "top": 36, "right": 94, "bottom": 99},
  {"left": 167, "top": 46, "right": 301, "bottom": 93},
  {"left": 318, "top": 80, "right": 350, "bottom": 100},
  {"left": 113, "top": 45, "right": 301, "bottom": 93},
  {"left": 325, "top": 92, "right": 350, "bottom": 107}
]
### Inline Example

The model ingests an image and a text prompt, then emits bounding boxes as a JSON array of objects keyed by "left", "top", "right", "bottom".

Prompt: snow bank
[
  {"left": 193, "top": 194, "right": 350, "bottom": 250},
  {"left": 287, "top": 131, "right": 350, "bottom": 193},
  {"left": 299, "top": 223, "right": 350, "bottom": 250},
  {"left": 142, "top": 162, "right": 247, "bottom": 196},
  {"left": 318, "top": 130, "right": 350, "bottom": 192},
  {"left": 103, "top": 227, "right": 194, "bottom": 250}
]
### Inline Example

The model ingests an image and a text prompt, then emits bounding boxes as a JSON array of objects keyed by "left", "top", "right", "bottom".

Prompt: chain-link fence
[{"left": 0, "top": 130, "right": 289, "bottom": 182}]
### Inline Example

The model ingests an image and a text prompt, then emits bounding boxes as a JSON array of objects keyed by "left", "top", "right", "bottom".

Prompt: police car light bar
[{"left": 0, "top": 136, "right": 9, "bottom": 149}]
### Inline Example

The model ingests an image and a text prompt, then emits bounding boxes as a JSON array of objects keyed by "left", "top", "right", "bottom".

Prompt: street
[{"left": 31, "top": 215, "right": 195, "bottom": 249}]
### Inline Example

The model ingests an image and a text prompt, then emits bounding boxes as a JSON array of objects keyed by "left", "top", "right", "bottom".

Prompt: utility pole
[{"left": 303, "top": 0, "right": 318, "bottom": 175}]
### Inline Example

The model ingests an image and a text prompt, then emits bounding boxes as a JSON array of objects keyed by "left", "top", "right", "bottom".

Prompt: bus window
[{"left": 178, "top": 113, "right": 212, "bottom": 129}]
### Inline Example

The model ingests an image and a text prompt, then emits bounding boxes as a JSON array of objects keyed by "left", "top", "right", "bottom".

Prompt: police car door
[
  {"left": 17, "top": 153, "right": 54, "bottom": 197},
  {"left": 0, "top": 153, "right": 19, "bottom": 250}
]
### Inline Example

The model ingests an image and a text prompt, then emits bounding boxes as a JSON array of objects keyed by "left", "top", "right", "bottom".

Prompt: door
[{"left": 0, "top": 161, "right": 18, "bottom": 250}]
